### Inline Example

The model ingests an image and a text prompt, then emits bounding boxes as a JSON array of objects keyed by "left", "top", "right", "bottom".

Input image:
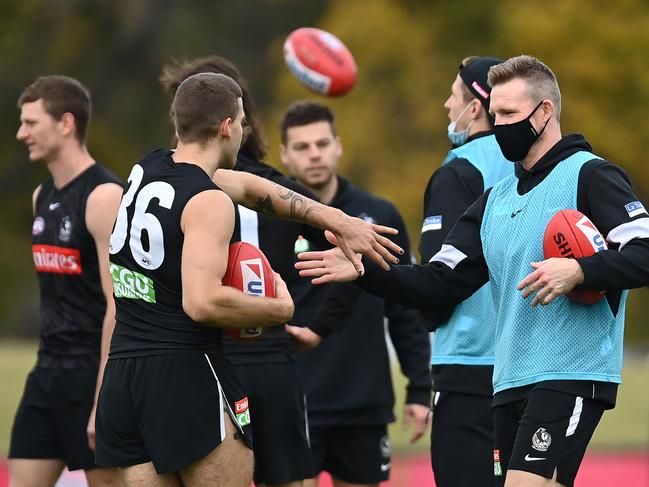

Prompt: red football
[
  {"left": 222, "top": 242, "right": 276, "bottom": 340},
  {"left": 283, "top": 27, "right": 357, "bottom": 96},
  {"left": 543, "top": 209, "right": 607, "bottom": 304}
]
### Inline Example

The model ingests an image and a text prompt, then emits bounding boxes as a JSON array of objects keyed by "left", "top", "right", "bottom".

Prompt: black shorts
[
  {"left": 430, "top": 391, "right": 494, "bottom": 487},
  {"left": 95, "top": 352, "right": 253, "bottom": 474},
  {"left": 9, "top": 366, "right": 98, "bottom": 471},
  {"left": 234, "top": 359, "right": 313, "bottom": 485},
  {"left": 310, "top": 424, "right": 391, "bottom": 484},
  {"left": 494, "top": 388, "right": 605, "bottom": 487}
]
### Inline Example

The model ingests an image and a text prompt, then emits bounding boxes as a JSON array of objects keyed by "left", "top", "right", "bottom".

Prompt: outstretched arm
[
  {"left": 296, "top": 195, "right": 491, "bottom": 311},
  {"left": 213, "top": 169, "right": 403, "bottom": 274}
]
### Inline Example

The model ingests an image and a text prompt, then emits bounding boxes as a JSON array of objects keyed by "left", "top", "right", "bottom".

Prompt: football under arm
[{"left": 180, "top": 189, "right": 293, "bottom": 328}]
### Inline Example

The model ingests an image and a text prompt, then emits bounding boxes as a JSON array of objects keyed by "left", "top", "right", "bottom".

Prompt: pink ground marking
[{"left": 1, "top": 452, "right": 647, "bottom": 486}]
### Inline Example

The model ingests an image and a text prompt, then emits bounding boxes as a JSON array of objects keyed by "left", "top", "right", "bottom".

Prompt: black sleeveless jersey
[
  {"left": 108, "top": 149, "right": 223, "bottom": 358},
  {"left": 32, "top": 163, "right": 123, "bottom": 368}
]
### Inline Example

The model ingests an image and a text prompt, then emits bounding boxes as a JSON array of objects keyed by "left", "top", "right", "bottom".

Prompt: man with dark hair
[
  {"left": 10, "top": 75, "right": 122, "bottom": 487},
  {"left": 296, "top": 55, "right": 649, "bottom": 487},
  {"left": 281, "top": 100, "right": 432, "bottom": 487},
  {"left": 419, "top": 56, "right": 511, "bottom": 486},
  {"left": 95, "top": 72, "right": 295, "bottom": 486},
  {"left": 160, "top": 54, "right": 329, "bottom": 487}
]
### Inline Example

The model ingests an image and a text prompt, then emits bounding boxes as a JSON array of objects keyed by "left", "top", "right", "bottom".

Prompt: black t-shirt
[
  {"left": 293, "top": 177, "right": 431, "bottom": 426},
  {"left": 108, "top": 149, "right": 223, "bottom": 358},
  {"left": 33, "top": 163, "right": 122, "bottom": 368}
]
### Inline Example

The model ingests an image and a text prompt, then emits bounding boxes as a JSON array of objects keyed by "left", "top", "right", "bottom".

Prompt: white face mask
[{"left": 447, "top": 101, "right": 475, "bottom": 146}]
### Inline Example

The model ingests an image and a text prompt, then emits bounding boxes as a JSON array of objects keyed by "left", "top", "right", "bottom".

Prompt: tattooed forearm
[
  {"left": 276, "top": 185, "right": 321, "bottom": 221},
  {"left": 254, "top": 195, "right": 276, "bottom": 216}
]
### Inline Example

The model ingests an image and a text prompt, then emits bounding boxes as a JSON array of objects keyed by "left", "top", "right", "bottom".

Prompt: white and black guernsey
[
  {"left": 32, "top": 163, "right": 122, "bottom": 368},
  {"left": 221, "top": 154, "right": 328, "bottom": 362},
  {"left": 108, "top": 149, "right": 222, "bottom": 358}
]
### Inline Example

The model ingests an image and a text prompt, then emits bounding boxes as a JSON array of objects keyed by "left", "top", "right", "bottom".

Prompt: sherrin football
[
  {"left": 222, "top": 242, "right": 276, "bottom": 340},
  {"left": 283, "top": 27, "right": 357, "bottom": 96},
  {"left": 543, "top": 209, "right": 607, "bottom": 304}
]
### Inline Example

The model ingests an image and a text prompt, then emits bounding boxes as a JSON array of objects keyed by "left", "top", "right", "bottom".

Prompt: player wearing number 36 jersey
[{"left": 95, "top": 73, "right": 294, "bottom": 487}]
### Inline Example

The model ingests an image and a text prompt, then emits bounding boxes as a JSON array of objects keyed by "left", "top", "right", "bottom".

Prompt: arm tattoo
[
  {"left": 277, "top": 185, "right": 319, "bottom": 221},
  {"left": 254, "top": 195, "right": 276, "bottom": 216}
]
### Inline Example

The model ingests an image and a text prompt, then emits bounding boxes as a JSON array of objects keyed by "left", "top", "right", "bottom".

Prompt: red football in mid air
[
  {"left": 543, "top": 209, "right": 607, "bottom": 304},
  {"left": 283, "top": 27, "right": 357, "bottom": 96},
  {"left": 222, "top": 242, "right": 276, "bottom": 340}
]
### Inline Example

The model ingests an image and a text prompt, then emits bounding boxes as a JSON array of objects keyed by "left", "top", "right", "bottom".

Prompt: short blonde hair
[{"left": 488, "top": 55, "right": 561, "bottom": 120}]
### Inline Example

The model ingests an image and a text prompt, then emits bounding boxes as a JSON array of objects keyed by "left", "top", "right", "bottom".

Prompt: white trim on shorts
[
  {"left": 204, "top": 354, "right": 245, "bottom": 439},
  {"left": 565, "top": 396, "right": 583, "bottom": 437}
]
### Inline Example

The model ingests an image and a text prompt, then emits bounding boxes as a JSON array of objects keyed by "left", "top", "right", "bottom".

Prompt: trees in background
[{"left": 1, "top": 0, "right": 647, "bottom": 341}]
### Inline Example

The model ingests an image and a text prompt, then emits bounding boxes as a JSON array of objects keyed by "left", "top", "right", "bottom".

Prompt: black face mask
[{"left": 494, "top": 101, "right": 549, "bottom": 162}]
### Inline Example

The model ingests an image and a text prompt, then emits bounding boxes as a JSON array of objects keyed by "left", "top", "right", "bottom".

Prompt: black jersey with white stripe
[
  {"left": 108, "top": 149, "right": 222, "bottom": 358},
  {"left": 32, "top": 163, "right": 122, "bottom": 368},
  {"left": 358, "top": 134, "right": 649, "bottom": 406},
  {"left": 221, "top": 154, "right": 328, "bottom": 361}
]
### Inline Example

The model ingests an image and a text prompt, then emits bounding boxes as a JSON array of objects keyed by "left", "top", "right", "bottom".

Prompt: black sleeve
[
  {"left": 576, "top": 160, "right": 649, "bottom": 290},
  {"left": 418, "top": 159, "right": 484, "bottom": 327},
  {"left": 358, "top": 192, "right": 491, "bottom": 310},
  {"left": 383, "top": 204, "right": 431, "bottom": 406},
  {"left": 308, "top": 283, "right": 362, "bottom": 338},
  {"left": 419, "top": 159, "right": 484, "bottom": 262}
]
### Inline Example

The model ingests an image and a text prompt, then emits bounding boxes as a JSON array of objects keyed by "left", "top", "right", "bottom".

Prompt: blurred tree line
[{"left": 1, "top": 0, "right": 648, "bottom": 344}]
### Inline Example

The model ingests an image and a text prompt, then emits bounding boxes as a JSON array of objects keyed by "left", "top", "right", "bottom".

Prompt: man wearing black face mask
[
  {"left": 295, "top": 55, "right": 649, "bottom": 487},
  {"left": 419, "top": 56, "right": 511, "bottom": 487}
]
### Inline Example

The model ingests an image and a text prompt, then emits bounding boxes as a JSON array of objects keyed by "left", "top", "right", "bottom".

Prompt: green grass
[
  {"left": 1, "top": 340, "right": 647, "bottom": 457},
  {"left": 0, "top": 340, "right": 37, "bottom": 457}
]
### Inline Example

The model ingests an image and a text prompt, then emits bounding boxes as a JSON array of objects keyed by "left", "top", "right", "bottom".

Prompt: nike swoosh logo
[
  {"left": 511, "top": 208, "right": 523, "bottom": 218},
  {"left": 380, "top": 462, "right": 391, "bottom": 472},
  {"left": 49, "top": 202, "right": 61, "bottom": 211},
  {"left": 524, "top": 454, "right": 546, "bottom": 462}
]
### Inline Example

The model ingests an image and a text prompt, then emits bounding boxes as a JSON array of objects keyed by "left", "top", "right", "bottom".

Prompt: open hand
[
  {"left": 331, "top": 214, "right": 403, "bottom": 274},
  {"left": 295, "top": 239, "right": 360, "bottom": 285}
]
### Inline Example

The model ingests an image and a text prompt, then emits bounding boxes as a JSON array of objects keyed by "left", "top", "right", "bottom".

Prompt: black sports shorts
[
  {"left": 494, "top": 388, "right": 604, "bottom": 487},
  {"left": 234, "top": 359, "right": 313, "bottom": 485},
  {"left": 95, "top": 352, "right": 253, "bottom": 474},
  {"left": 9, "top": 366, "right": 99, "bottom": 471},
  {"left": 309, "top": 424, "right": 391, "bottom": 484},
  {"left": 430, "top": 391, "right": 494, "bottom": 487}
]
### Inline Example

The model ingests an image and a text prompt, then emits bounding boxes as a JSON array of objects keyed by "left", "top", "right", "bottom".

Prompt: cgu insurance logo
[{"left": 110, "top": 262, "right": 156, "bottom": 303}]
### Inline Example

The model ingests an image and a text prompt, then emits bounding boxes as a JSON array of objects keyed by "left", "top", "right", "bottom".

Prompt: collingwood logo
[
  {"left": 58, "top": 216, "right": 73, "bottom": 242},
  {"left": 531, "top": 428, "right": 552, "bottom": 452}
]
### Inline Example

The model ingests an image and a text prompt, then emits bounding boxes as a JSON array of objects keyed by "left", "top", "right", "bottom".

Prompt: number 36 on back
[{"left": 109, "top": 164, "right": 175, "bottom": 270}]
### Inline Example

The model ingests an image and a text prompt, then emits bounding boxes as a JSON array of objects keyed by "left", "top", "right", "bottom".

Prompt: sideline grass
[{"left": 1, "top": 340, "right": 647, "bottom": 457}]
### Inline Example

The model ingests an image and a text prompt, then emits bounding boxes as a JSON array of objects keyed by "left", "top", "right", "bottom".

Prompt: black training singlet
[
  {"left": 32, "top": 163, "right": 123, "bottom": 368},
  {"left": 108, "top": 149, "right": 224, "bottom": 358}
]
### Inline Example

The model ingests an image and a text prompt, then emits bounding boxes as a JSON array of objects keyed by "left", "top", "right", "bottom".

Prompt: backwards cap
[{"left": 459, "top": 56, "right": 503, "bottom": 122}]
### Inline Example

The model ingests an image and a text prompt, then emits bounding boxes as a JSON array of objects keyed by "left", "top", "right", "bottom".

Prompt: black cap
[{"left": 459, "top": 56, "right": 503, "bottom": 120}]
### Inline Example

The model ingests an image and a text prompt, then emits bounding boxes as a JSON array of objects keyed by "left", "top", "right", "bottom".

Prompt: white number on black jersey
[{"left": 109, "top": 164, "right": 175, "bottom": 270}]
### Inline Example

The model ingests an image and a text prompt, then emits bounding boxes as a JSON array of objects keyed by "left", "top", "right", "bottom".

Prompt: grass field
[{"left": 1, "top": 340, "right": 648, "bottom": 457}]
